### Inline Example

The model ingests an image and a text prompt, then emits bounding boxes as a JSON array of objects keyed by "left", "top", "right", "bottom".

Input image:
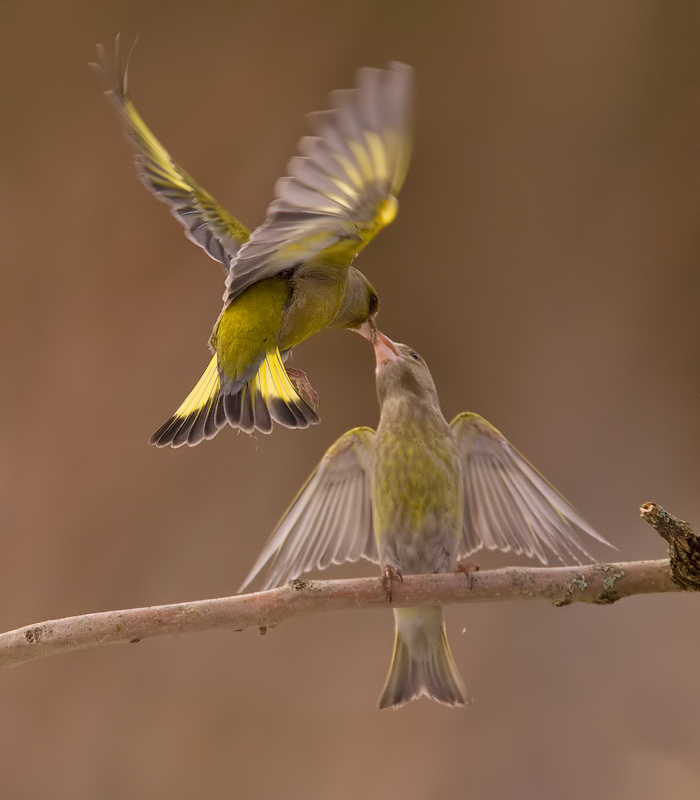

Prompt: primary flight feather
[{"left": 94, "top": 39, "right": 413, "bottom": 445}]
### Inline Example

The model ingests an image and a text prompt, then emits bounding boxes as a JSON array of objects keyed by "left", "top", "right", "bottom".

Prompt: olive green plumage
[
  {"left": 242, "top": 334, "right": 612, "bottom": 709},
  {"left": 372, "top": 357, "right": 463, "bottom": 571},
  {"left": 93, "top": 39, "right": 411, "bottom": 445},
  {"left": 370, "top": 341, "right": 467, "bottom": 707}
]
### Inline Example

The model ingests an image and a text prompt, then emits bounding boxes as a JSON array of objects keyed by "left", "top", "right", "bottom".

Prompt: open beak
[
  {"left": 373, "top": 330, "right": 400, "bottom": 367},
  {"left": 355, "top": 318, "right": 377, "bottom": 343}
]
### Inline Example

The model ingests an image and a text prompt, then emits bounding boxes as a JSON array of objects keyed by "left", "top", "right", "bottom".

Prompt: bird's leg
[
  {"left": 285, "top": 367, "right": 320, "bottom": 409},
  {"left": 382, "top": 565, "right": 403, "bottom": 604}
]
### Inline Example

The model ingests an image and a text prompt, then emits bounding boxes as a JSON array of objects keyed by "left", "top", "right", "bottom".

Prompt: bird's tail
[
  {"left": 149, "top": 349, "right": 319, "bottom": 447},
  {"left": 378, "top": 606, "right": 468, "bottom": 710}
]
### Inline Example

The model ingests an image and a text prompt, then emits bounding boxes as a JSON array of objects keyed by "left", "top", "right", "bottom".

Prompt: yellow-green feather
[
  {"left": 170, "top": 354, "right": 220, "bottom": 420},
  {"left": 373, "top": 413, "right": 463, "bottom": 544},
  {"left": 117, "top": 92, "right": 250, "bottom": 247},
  {"left": 212, "top": 278, "right": 290, "bottom": 384}
]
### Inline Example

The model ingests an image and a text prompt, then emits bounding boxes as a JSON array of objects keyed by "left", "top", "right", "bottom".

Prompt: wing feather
[
  {"left": 318, "top": 476, "right": 352, "bottom": 570},
  {"left": 224, "top": 62, "right": 413, "bottom": 304},
  {"left": 451, "top": 413, "right": 613, "bottom": 564},
  {"left": 240, "top": 427, "right": 376, "bottom": 591},
  {"left": 485, "top": 462, "right": 546, "bottom": 562},
  {"left": 93, "top": 37, "right": 250, "bottom": 271}
]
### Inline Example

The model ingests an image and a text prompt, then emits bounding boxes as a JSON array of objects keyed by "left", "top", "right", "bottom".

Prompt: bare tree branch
[
  {"left": 0, "top": 559, "right": 678, "bottom": 670},
  {"left": 0, "top": 502, "right": 694, "bottom": 672}
]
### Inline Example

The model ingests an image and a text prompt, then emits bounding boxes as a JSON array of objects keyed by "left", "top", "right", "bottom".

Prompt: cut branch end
[{"left": 640, "top": 502, "right": 700, "bottom": 591}]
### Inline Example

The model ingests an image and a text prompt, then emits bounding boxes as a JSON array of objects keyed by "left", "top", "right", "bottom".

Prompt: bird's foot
[
  {"left": 455, "top": 561, "right": 480, "bottom": 589},
  {"left": 286, "top": 367, "right": 320, "bottom": 409},
  {"left": 382, "top": 565, "right": 403, "bottom": 604}
]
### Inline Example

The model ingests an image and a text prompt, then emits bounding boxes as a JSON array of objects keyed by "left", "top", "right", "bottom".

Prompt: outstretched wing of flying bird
[
  {"left": 224, "top": 62, "right": 413, "bottom": 304},
  {"left": 92, "top": 37, "right": 250, "bottom": 270}
]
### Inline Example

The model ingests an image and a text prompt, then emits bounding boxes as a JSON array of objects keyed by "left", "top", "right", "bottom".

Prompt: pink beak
[
  {"left": 355, "top": 319, "right": 376, "bottom": 342},
  {"left": 373, "top": 330, "right": 400, "bottom": 367}
]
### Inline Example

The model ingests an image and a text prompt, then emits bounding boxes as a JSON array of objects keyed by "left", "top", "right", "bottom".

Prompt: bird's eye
[{"left": 410, "top": 352, "right": 421, "bottom": 361}]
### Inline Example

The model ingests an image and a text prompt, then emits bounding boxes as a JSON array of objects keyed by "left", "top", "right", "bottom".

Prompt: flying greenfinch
[
  {"left": 241, "top": 332, "right": 612, "bottom": 708},
  {"left": 93, "top": 41, "right": 412, "bottom": 445}
]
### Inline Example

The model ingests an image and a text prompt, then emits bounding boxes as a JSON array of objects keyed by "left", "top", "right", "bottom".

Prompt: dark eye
[{"left": 410, "top": 352, "right": 421, "bottom": 361}]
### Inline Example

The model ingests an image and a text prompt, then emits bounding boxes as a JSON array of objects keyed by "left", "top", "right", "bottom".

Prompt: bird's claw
[
  {"left": 286, "top": 367, "right": 320, "bottom": 409},
  {"left": 455, "top": 561, "right": 480, "bottom": 576},
  {"left": 455, "top": 561, "right": 480, "bottom": 589},
  {"left": 382, "top": 565, "right": 403, "bottom": 604}
]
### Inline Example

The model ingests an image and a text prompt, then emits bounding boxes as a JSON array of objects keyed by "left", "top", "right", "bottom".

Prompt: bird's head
[
  {"left": 371, "top": 332, "right": 439, "bottom": 406},
  {"left": 332, "top": 268, "right": 380, "bottom": 335}
]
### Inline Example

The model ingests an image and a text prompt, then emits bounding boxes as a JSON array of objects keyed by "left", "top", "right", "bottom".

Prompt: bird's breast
[
  {"left": 372, "top": 412, "right": 463, "bottom": 573},
  {"left": 278, "top": 262, "right": 349, "bottom": 349}
]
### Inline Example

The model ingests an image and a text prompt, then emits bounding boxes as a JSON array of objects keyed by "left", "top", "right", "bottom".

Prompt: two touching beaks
[{"left": 354, "top": 320, "right": 400, "bottom": 368}]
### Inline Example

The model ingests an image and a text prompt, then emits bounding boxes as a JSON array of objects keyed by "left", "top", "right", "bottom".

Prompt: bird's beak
[
  {"left": 373, "top": 330, "right": 400, "bottom": 367},
  {"left": 355, "top": 319, "right": 376, "bottom": 343}
]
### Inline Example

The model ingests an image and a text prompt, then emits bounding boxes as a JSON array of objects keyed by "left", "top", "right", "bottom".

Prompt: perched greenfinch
[
  {"left": 242, "top": 333, "right": 612, "bottom": 709},
  {"left": 94, "top": 41, "right": 412, "bottom": 445}
]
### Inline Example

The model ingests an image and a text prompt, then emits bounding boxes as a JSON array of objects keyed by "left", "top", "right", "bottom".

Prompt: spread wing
[
  {"left": 92, "top": 37, "right": 250, "bottom": 271},
  {"left": 240, "top": 427, "right": 377, "bottom": 591},
  {"left": 451, "top": 413, "right": 613, "bottom": 564},
  {"left": 224, "top": 61, "right": 413, "bottom": 304}
]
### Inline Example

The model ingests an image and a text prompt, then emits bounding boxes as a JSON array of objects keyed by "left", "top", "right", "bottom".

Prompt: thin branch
[
  {"left": 0, "top": 502, "right": 695, "bottom": 671},
  {"left": 0, "top": 559, "right": 678, "bottom": 670}
]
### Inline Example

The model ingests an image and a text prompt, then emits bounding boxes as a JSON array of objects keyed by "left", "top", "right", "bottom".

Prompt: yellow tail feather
[
  {"left": 224, "top": 350, "right": 319, "bottom": 433},
  {"left": 149, "top": 355, "right": 223, "bottom": 448},
  {"left": 150, "top": 350, "right": 319, "bottom": 448}
]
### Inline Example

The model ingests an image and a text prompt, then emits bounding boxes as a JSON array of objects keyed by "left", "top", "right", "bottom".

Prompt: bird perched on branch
[
  {"left": 93, "top": 40, "right": 413, "bottom": 445},
  {"left": 242, "top": 333, "right": 612, "bottom": 709}
]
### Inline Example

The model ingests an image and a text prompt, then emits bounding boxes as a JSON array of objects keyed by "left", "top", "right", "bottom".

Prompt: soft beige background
[{"left": 3, "top": 1, "right": 700, "bottom": 798}]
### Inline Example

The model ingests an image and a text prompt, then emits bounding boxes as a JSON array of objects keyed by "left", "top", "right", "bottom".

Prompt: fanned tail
[
  {"left": 378, "top": 607, "right": 468, "bottom": 710},
  {"left": 224, "top": 349, "right": 319, "bottom": 434},
  {"left": 149, "top": 350, "right": 319, "bottom": 448}
]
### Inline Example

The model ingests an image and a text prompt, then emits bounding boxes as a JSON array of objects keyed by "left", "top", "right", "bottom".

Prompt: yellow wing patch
[
  {"left": 223, "top": 62, "right": 414, "bottom": 303},
  {"left": 93, "top": 39, "right": 249, "bottom": 269}
]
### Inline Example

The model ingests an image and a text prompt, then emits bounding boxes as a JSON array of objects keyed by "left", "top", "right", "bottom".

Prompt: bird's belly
[
  {"left": 212, "top": 277, "right": 289, "bottom": 384},
  {"left": 373, "top": 444, "right": 463, "bottom": 576},
  {"left": 387, "top": 522, "right": 459, "bottom": 576}
]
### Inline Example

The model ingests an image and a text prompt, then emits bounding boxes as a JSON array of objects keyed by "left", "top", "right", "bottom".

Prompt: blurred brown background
[{"left": 3, "top": 1, "right": 700, "bottom": 798}]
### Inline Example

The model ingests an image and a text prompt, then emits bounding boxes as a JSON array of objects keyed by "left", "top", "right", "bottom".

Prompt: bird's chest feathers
[
  {"left": 279, "top": 260, "right": 349, "bottom": 347},
  {"left": 373, "top": 410, "right": 463, "bottom": 539}
]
